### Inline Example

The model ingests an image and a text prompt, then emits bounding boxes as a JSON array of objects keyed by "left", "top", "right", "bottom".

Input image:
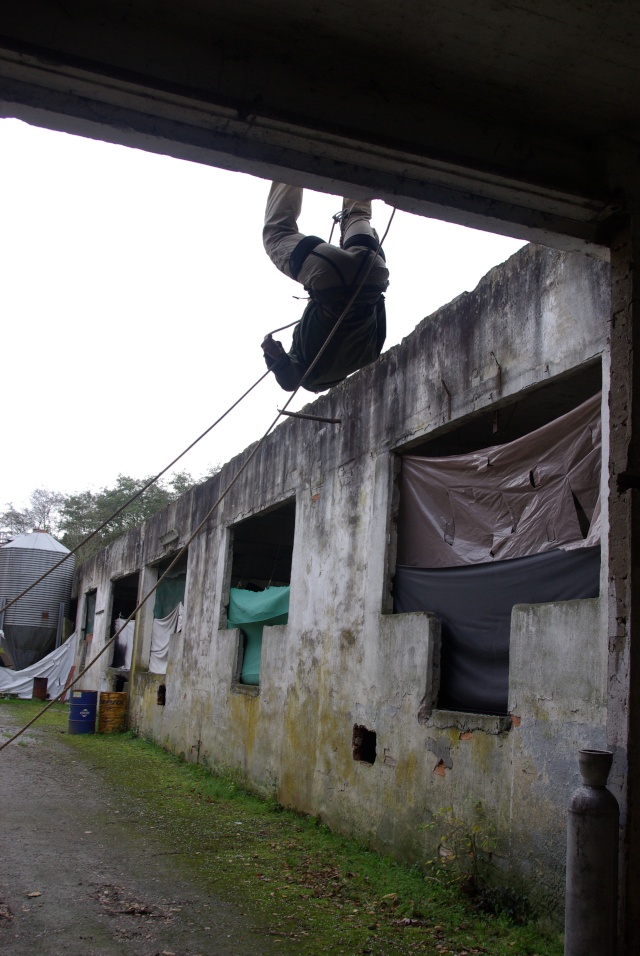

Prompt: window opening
[
  {"left": 153, "top": 552, "right": 188, "bottom": 619},
  {"left": 352, "top": 725, "right": 377, "bottom": 765},
  {"left": 149, "top": 552, "right": 187, "bottom": 674},
  {"left": 227, "top": 499, "right": 295, "bottom": 686},
  {"left": 79, "top": 590, "right": 96, "bottom": 670},
  {"left": 110, "top": 572, "right": 139, "bottom": 670},
  {"left": 393, "top": 367, "right": 602, "bottom": 716},
  {"left": 157, "top": 684, "right": 166, "bottom": 706},
  {"left": 228, "top": 586, "right": 290, "bottom": 685}
]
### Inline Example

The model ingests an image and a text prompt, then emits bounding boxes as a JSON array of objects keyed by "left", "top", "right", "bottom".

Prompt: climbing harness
[
  {"left": 266, "top": 209, "right": 385, "bottom": 339},
  {"left": 328, "top": 207, "right": 347, "bottom": 246}
]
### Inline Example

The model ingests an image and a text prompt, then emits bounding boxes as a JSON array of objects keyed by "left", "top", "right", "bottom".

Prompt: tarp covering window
[
  {"left": 227, "top": 586, "right": 290, "bottom": 686},
  {"left": 394, "top": 547, "right": 600, "bottom": 714},
  {"left": 149, "top": 602, "right": 183, "bottom": 675},
  {"left": 147, "top": 566, "right": 187, "bottom": 675},
  {"left": 394, "top": 393, "right": 602, "bottom": 714},
  {"left": 397, "top": 393, "right": 601, "bottom": 568},
  {"left": 153, "top": 571, "right": 187, "bottom": 620}
]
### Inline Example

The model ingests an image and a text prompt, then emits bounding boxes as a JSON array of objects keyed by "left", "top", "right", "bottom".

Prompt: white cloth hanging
[
  {"left": 149, "top": 602, "right": 183, "bottom": 674},
  {"left": 0, "top": 632, "right": 78, "bottom": 699}
]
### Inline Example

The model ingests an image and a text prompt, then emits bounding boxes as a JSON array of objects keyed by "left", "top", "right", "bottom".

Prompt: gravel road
[{"left": 0, "top": 707, "right": 280, "bottom": 956}]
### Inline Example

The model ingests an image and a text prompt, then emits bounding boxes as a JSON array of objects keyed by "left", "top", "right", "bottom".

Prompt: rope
[
  {"left": 0, "top": 370, "right": 270, "bottom": 616},
  {"left": 0, "top": 396, "right": 288, "bottom": 752},
  {"left": 0, "top": 421, "right": 270, "bottom": 750},
  {"left": 266, "top": 318, "right": 300, "bottom": 336},
  {"left": 0, "top": 202, "right": 397, "bottom": 753}
]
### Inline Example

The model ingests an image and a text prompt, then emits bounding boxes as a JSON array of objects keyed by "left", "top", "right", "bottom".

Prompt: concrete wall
[{"left": 73, "top": 243, "right": 610, "bottom": 917}]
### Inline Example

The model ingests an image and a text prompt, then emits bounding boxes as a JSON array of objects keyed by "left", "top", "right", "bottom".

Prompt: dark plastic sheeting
[
  {"left": 393, "top": 546, "right": 600, "bottom": 715},
  {"left": 1, "top": 623, "right": 57, "bottom": 671},
  {"left": 397, "top": 393, "right": 601, "bottom": 568}
]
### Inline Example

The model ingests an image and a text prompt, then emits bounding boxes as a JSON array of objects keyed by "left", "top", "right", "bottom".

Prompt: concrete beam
[{"left": 0, "top": 45, "right": 614, "bottom": 256}]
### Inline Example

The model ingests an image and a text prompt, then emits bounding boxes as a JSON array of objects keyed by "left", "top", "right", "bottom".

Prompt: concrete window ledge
[
  {"left": 231, "top": 682, "right": 260, "bottom": 697},
  {"left": 427, "top": 710, "right": 512, "bottom": 735}
]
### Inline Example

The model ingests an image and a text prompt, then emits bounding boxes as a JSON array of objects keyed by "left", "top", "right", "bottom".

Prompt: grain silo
[{"left": 0, "top": 530, "right": 75, "bottom": 670}]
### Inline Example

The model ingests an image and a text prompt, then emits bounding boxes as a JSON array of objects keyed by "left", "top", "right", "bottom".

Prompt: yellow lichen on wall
[{"left": 229, "top": 691, "right": 259, "bottom": 761}]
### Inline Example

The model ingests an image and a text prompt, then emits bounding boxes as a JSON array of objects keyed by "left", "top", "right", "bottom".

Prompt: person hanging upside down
[{"left": 261, "top": 182, "right": 390, "bottom": 393}]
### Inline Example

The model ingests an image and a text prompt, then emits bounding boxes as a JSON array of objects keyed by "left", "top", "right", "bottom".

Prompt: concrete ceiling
[{"left": 1, "top": 2, "right": 639, "bottom": 252}]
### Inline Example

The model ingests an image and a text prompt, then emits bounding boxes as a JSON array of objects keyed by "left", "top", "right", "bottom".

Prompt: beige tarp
[{"left": 397, "top": 393, "right": 601, "bottom": 568}]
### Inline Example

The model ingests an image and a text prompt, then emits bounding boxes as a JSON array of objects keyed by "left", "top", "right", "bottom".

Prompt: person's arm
[{"left": 262, "top": 334, "right": 306, "bottom": 391}]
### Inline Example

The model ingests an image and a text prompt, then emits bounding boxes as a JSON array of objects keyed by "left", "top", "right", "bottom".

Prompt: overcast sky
[{"left": 1, "top": 118, "right": 527, "bottom": 510}]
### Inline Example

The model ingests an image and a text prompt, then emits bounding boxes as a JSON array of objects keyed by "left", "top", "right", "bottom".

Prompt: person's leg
[
  {"left": 340, "top": 198, "right": 379, "bottom": 247},
  {"left": 262, "top": 182, "right": 306, "bottom": 278}
]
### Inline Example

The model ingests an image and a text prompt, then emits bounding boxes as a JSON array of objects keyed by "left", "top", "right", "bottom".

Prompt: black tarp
[{"left": 393, "top": 546, "right": 600, "bottom": 714}]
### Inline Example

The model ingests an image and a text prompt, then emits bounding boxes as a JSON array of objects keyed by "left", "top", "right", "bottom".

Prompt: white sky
[{"left": 0, "top": 118, "right": 527, "bottom": 510}]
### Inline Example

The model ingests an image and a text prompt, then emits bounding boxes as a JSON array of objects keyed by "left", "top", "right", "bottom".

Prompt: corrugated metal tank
[{"left": 0, "top": 530, "right": 75, "bottom": 669}]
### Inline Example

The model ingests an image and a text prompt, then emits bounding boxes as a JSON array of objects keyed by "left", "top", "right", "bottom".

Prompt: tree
[
  {"left": 3, "top": 466, "right": 214, "bottom": 563},
  {"left": 29, "top": 488, "right": 66, "bottom": 531},
  {"left": 0, "top": 505, "right": 33, "bottom": 538},
  {"left": 166, "top": 469, "right": 198, "bottom": 497},
  {"left": 0, "top": 488, "right": 65, "bottom": 538},
  {"left": 57, "top": 470, "right": 209, "bottom": 563}
]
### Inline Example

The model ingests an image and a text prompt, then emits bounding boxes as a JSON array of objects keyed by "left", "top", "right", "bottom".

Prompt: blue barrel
[{"left": 68, "top": 689, "right": 98, "bottom": 734}]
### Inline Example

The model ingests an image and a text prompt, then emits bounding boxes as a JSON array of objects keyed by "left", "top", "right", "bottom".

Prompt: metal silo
[{"left": 0, "top": 530, "right": 75, "bottom": 670}]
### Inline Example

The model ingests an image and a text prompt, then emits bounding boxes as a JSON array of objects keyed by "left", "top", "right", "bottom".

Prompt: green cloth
[
  {"left": 227, "top": 586, "right": 290, "bottom": 685},
  {"left": 153, "top": 572, "right": 187, "bottom": 619}
]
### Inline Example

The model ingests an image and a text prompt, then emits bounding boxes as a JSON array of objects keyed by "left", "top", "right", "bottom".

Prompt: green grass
[{"left": 0, "top": 698, "right": 563, "bottom": 956}]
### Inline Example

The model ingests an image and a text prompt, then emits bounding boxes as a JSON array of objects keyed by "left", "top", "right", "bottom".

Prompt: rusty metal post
[{"left": 565, "top": 749, "right": 619, "bottom": 956}]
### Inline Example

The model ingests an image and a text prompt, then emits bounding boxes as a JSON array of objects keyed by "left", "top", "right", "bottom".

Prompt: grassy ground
[{"left": 1, "top": 698, "right": 563, "bottom": 956}]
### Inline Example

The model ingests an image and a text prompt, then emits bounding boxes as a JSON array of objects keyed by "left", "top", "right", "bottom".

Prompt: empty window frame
[
  {"left": 79, "top": 589, "right": 96, "bottom": 670},
  {"left": 227, "top": 499, "right": 295, "bottom": 686},
  {"left": 392, "top": 364, "right": 602, "bottom": 715},
  {"left": 110, "top": 571, "right": 140, "bottom": 670}
]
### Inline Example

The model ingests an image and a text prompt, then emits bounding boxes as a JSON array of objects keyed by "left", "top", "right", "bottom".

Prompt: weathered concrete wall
[
  {"left": 508, "top": 598, "right": 607, "bottom": 911},
  {"left": 74, "top": 243, "right": 610, "bottom": 917}
]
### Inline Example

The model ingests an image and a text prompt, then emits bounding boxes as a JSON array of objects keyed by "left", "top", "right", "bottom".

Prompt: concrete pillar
[
  {"left": 133, "top": 564, "right": 158, "bottom": 669},
  {"left": 607, "top": 198, "right": 640, "bottom": 954}
]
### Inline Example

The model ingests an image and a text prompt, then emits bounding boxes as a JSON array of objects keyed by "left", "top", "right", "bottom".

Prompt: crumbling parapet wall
[{"left": 74, "top": 244, "right": 610, "bottom": 916}]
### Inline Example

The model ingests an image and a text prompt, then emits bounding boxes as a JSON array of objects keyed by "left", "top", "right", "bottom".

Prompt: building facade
[{"left": 72, "top": 243, "right": 610, "bottom": 917}]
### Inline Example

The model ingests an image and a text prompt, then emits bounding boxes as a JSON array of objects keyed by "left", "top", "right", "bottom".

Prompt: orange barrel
[
  {"left": 98, "top": 691, "right": 128, "bottom": 733},
  {"left": 32, "top": 677, "right": 48, "bottom": 700}
]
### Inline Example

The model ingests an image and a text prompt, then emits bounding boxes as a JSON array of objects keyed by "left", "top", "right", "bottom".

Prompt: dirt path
[{"left": 0, "top": 710, "right": 280, "bottom": 956}]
